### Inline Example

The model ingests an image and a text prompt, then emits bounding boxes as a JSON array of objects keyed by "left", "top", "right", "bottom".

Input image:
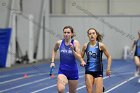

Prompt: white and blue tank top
[{"left": 85, "top": 42, "right": 103, "bottom": 72}]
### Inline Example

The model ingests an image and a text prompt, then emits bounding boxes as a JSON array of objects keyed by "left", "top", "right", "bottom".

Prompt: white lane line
[
  {"left": 30, "top": 74, "right": 85, "bottom": 93},
  {"left": 66, "top": 75, "right": 112, "bottom": 93},
  {"left": 76, "top": 75, "right": 112, "bottom": 91},
  {"left": 0, "top": 71, "right": 37, "bottom": 78},
  {"left": 104, "top": 76, "right": 136, "bottom": 93},
  {"left": 0, "top": 72, "right": 84, "bottom": 84},
  {"left": 31, "top": 72, "right": 133, "bottom": 93},
  {"left": 0, "top": 73, "right": 47, "bottom": 84},
  {"left": 0, "top": 71, "right": 132, "bottom": 84},
  {"left": 31, "top": 84, "right": 57, "bottom": 93},
  {"left": 0, "top": 71, "right": 134, "bottom": 93},
  {"left": 76, "top": 72, "right": 134, "bottom": 91},
  {"left": 0, "top": 77, "right": 51, "bottom": 93}
]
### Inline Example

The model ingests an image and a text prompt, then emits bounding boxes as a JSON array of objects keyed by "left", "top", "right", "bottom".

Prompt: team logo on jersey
[
  {"left": 87, "top": 51, "right": 97, "bottom": 58},
  {"left": 60, "top": 49, "right": 72, "bottom": 54}
]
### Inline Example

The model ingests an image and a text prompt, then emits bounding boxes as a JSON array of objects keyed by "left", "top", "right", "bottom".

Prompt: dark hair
[
  {"left": 87, "top": 28, "right": 103, "bottom": 42},
  {"left": 63, "top": 26, "right": 76, "bottom": 38}
]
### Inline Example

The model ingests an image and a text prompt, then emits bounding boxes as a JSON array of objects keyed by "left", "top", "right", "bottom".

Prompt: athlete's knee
[
  {"left": 86, "top": 89, "right": 93, "bottom": 93},
  {"left": 57, "top": 78, "right": 67, "bottom": 93},
  {"left": 57, "top": 88, "right": 65, "bottom": 93},
  {"left": 69, "top": 90, "right": 76, "bottom": 93},
  {"left": 69, "top": 87, "right": 77, "bottom": 93},
  {"left": 136, "top": 61, "right": 140, "bottom": 67},
  {"left": 57, "top": 83, "right": 65, "bottom": 93},
  {"left": 86, "top": 85, "right": 94, "bottom": 93},
  {"left": 57, "top": 78, "right": 68, "bottom": 86}
]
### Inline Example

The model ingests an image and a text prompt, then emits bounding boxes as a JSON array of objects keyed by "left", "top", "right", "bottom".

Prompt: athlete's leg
[
  {"left": 85, "top": 74, "right": 95, "bottom": 93},
  {"left": 68, "top": 80, "right": 78, "bottom": 93},
  {"left": 134, "top": 56, "right": 140, "bottom": 67},
  {"left": 134, "top": 56, "right": 140, "bottom": 76},
  {"left": 136, "top": 65, "right": 139, "bottom": 72},
  {"left": 95, "top": 77, "right": 103, "bottom": 93},
  {"left": 57, "top": 74, "right": 68, "bottom": 93},
  {"left": 136, "top": 57, "right": 140, "bottom": 83},
  {"left": 138, "top": 57, "right": 140, "bottom": 72}
]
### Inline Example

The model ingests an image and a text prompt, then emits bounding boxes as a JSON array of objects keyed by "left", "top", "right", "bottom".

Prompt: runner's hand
[{"left": 50, "top": 62, "right": 55, "bottom": 68}]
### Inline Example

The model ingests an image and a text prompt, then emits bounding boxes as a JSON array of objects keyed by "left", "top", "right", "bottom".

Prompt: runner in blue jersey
[
  {"left": 131, "top": 31, "right": 140, "bottom": 82},
  {"left": 50, "top": 26, "right": 86, "bottom": 93},
  {"left": 81, "top": 28, "right": 112, "bottom": 93}
]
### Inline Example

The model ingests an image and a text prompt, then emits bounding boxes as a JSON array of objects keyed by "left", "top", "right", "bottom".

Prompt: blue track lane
[{"left": 0, "top": 60, "right": 140, "bottom": 93}]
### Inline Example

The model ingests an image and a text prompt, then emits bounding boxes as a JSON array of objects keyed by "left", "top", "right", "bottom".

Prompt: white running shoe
[
  {"left": 138, "top": 78, "right": 140, "bottom": 83},
  {"left": 134, "top": 71, "right": 139, "bottom": 77}
]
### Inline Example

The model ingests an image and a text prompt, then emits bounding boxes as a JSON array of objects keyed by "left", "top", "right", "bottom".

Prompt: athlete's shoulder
[
  {"left": 56, "top": 40, "right": 62, "bottom": 46},
  {"left": 57, "top": 40, "right": 62, "bottom": 43},
  {"left": 83, "top": 42, "right": 88, "bottom": 50},
  {"left": 73, "top": 39, "right": 80, "bottom": 45},
  {"left": 83, "top": 42, "right": 88, "bottom": 46},
  {"left": 73, "top": 39, "right": 79, "bottom": 43},
  {"left": 98, "top": 42, "right": 106, "bottom": 50},
  {"left": 98, "top": 42, "right": 104, "bottom": 46},
  {"left": 133, "top": 39, "right": 138, "bottom": 44}
]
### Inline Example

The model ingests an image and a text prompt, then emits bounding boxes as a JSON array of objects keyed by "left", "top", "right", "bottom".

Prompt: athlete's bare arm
[
  {"left": 100, "top": 42, "right": 112, "bottom": 76},
  {"left": 72, "top": 40, "right": 86, "bottom": 66},
  {"left": 81, "top": 43, "right": 87, "bottom": 58},
  {"left": 50, "top": 40, "right": 62, "bottom": 67}
]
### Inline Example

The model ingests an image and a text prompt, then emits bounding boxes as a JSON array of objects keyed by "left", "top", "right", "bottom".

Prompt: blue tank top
[
  {"left": 59, "top": 39, "right": 78, "bottom": 70},
  {"left": 85, "top": 42, "right": 103, "bottom": 72},
  {"left": 135, "top": 39, "right": 140, "bottom": 56}
]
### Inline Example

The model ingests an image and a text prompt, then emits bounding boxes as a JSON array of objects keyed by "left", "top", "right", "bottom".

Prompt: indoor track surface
[{"left": 0, "top": 59, "right": 140, "bottom": 93}]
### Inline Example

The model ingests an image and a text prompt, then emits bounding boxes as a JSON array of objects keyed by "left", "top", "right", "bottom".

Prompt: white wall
[
  {"left": 51, "top": 0, "right": 65, "bottom": 14},
  {"left": 65, "top": 0, "right": 108, "bottom": 15},
  {"left": 3, "top": 0, "right": 50, "bottom": 64},
  {"left": 1, "top": 0, "right": 140, "bottom": 63},
  {"left": 51, "top": 0, "right": 140, "bottom": 15},
  {"left": 15, "top": 0, "right": 44, "bottom": 59},
  {"left": 0, "top": 0, "right": 11, "bottom": 28},
  {"left": 110, "top": 0, "right": 140, "bottom": 15},
  {"left": 50, "top": 15, "right": 140, "bottom": 59}
]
